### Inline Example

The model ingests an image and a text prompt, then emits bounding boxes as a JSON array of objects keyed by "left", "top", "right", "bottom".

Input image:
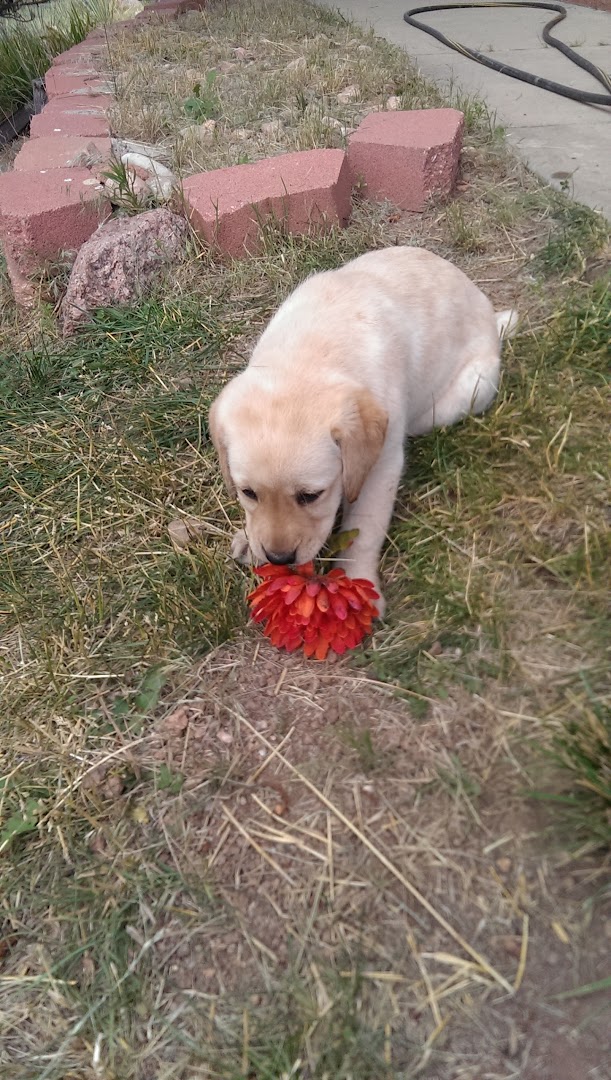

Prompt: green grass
[
  {"left": 0, "top": 0, "right": 112, "bottom": 120},
  {"left": 1, "top": 298, "right": 247, "bottom": 683},
  {"left": 530, "top": 674, "right": 611, "bottom": 854},
  {"left": 356, "top": 281, "right": 610, "bottom": 692},
  {"left": 533, "top": 197, "right": 610, "bottom": 278}
]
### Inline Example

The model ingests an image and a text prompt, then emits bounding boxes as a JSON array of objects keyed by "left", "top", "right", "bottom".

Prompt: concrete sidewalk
[{"left": 320, "top": 1, "right": 611, "bottom": 217}]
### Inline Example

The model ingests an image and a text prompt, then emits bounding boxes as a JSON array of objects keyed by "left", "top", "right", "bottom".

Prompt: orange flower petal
[
  {"left": 256, "top": 563, "right": 290, "bottom": 579},
  {"left": 330, "top": 594, "right": 348, "bottom": 620},
  {"left": 295, "top": 592, "right": 316, "bottom": 618},
  {"left": 283, "top": 582, "right": 305, "bottom": 605},
  {"left": 331, "top": 637, "right": 349, "bottom": 654},
  {"left": 315, "top": 637, "right": 330, "bottom": 661},
  {"left": 316, "top": 590, "right": 330, "bottom": 612}
]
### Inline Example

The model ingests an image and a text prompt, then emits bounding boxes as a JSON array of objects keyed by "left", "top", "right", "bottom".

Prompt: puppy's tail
[{"left": 496, "top": 308, "right": 519, "bottom": 341}]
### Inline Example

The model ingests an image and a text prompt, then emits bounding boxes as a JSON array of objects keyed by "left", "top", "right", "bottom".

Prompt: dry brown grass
[{"left": 105, "top": 0, "right": 449, "bottom": 177}]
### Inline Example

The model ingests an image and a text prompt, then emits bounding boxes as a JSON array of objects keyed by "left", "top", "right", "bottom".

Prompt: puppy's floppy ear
[
  {"left": 208, "top": 394, "right": 236, "bottom": 494},
  {"left": 332, "top": 388, "right": 388, "bottom": 504}
]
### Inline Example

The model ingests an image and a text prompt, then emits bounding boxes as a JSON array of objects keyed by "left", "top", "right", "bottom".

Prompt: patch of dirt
[{"left": 133, "top": 637, "right": 610, "bottom": 1077}]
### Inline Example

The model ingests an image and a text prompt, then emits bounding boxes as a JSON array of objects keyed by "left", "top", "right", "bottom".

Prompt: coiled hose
[{"left": 403, "top": 3, "right": 611, "bottom": 106}]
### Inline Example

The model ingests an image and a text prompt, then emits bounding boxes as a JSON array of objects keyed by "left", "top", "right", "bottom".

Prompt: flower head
[{"left": 247, "top": 561, "right": 379, "bottom": 661}]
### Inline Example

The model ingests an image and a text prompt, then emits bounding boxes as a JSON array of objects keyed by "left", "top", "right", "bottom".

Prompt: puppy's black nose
[{"left": 264, "top": 548, "right": 297, "bottom": 566}]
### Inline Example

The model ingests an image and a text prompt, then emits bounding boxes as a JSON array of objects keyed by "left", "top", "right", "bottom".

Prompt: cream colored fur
[{"left": 209, "top": 246, "right": 517, "bottom": 616}]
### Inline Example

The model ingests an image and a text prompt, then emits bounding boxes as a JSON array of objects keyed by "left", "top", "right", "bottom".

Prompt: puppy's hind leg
[{"left": 408, "top": 350, "right": 501, "bottom": 436}]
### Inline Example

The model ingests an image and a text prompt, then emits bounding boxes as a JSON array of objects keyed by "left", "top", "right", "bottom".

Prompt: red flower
[{"left": 247, "top": 562, "right": 379, "bottom": 660}]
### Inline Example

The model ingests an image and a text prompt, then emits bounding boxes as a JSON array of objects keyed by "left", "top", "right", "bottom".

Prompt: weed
[
  {"left": 108, "top": 0, "right": 448, "bottom": 173},
  {"left": 531, "top": 676, "right": 611, "bottom": 854},
  {"left": 443, "top": 202, "right": 487, "bottom": 253},
  {"left": 183, "top": 70, "right": 219, "bottom": 122},
  {"left": 533, "top": 195, "right": 609, "bottom": 278},
  {"left": 340, "top": 726, "right": 379, "bottom": 772},
  {"left": 0, "top": 0, "right": 112, "bottom": 120},
  {"left": 101, "top": 156, "right": 154, "bottom": 212}
]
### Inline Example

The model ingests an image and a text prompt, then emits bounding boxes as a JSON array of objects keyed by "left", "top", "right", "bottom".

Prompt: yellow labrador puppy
[{"left": 209, "top": 246, "right": 516, "bottom": 616}]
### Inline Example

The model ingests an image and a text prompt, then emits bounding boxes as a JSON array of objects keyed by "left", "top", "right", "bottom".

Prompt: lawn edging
[{"left": 0, "top": 0, "right": 464, "bottom": 306}]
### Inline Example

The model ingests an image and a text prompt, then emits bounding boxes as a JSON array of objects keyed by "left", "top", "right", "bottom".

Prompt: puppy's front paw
[
  {"left": 373, "top": 591, "right": 386, "bottom": 620},
  {"left": 230, "top": 528, "right": 252, "bottom": 565}
]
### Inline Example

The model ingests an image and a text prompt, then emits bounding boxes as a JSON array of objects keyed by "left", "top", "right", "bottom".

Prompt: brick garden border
[{"left": 0, "top": 0, "right": 464, "bottom": 306}]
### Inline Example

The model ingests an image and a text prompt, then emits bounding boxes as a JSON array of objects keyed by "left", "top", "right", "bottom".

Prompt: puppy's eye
[
  {"left": 242, "top": 488, "right": 258, "bottom": 501},
  {"left": 296, "top": 491, "right": 323, "bottom": 506}
]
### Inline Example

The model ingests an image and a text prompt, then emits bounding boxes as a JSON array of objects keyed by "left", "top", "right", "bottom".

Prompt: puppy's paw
[
  {"left": 373, "top": 591, "right": 386, "bottom": 620},
  {"left": 230, "top": 528, "right": 252, "bottom": 565}
]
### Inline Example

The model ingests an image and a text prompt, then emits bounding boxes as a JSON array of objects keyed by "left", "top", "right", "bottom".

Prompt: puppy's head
[{"left": 209, "top": 376, "right": 387, "bottom": 565}]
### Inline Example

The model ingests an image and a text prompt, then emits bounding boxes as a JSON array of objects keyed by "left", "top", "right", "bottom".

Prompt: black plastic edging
[{"left": 0, "top": 77, "right": 47, "bottom": 147}]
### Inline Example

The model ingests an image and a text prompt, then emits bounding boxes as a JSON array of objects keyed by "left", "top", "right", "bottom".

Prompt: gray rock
[
  {"left": 260, "top": 119, "right": 283, "bottom": 137},
  {"left": 337, "top": 84, "right": 360, "bottom": 104},
  {"left": 60, "top": 208, "right": 188, "bottom": 335}
]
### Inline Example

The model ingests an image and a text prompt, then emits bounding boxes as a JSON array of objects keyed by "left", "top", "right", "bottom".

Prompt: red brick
[
  {"left": 13, "top": 135, "right": 112, "bottom": 174},
  {"left": 3, "top": 247, "right": 38, "bottom": 308},
  {"left": 37, "top": 93, "right": 112, "bottom": 114},
  {"left": 30, "top": 95, "right": 113, "bottom": 139},
  {"left": 0, "top": 169, "right": 110, "bottom": 296},
  {"left": 51, "top": 46, "right": 94, "bottom": 67},
  {"left": 182, "top": 149, "right": 351, "bottom": 257},
  {"left": 82, "top": 29, "right": 117, "bottom": 46},
  {"left": 51, "top": 43, "right": 103, "bottom": 67},
  {"left": 45, "top": 65, "right": 110, "bottom": 100},
  {"left": 347, "top": 109, "right": 464, "bottom": 212}
]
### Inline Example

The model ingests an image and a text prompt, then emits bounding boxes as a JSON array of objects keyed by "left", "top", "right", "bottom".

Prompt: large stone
[
  {"left": 347, "top": 108, "right": 464, "bottom": 212},
  {"left": 60, "top": 208, "right": 188, "bottom": 334},
  {"left": 182, "top": 148, "right": 351, "bottom": 257},
  {"left": 0, "top": 168, "right": 109, "bottom": 305}
]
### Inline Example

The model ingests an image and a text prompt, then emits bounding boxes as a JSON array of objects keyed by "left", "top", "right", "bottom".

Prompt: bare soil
[{"left": 116, "top": 634, "right": 611, "bottom": 1078}]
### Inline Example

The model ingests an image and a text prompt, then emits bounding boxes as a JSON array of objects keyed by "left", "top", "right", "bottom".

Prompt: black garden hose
[{"left": 404, "top": 3, "right": 611, "bottom": 106}]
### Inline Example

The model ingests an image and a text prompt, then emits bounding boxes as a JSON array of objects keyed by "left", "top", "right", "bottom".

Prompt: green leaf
[
  {"left": 157, "top": 765, "right": 184, "bottom": 794},
  {"left": 0, "top": 798, "right": 41, "bottom": 849},
  {"left": 135, "top": 667, "right": 166, "bottom": 713},
  {"left": 324, "top": 529, "right": 360, "bottom": 557}
]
